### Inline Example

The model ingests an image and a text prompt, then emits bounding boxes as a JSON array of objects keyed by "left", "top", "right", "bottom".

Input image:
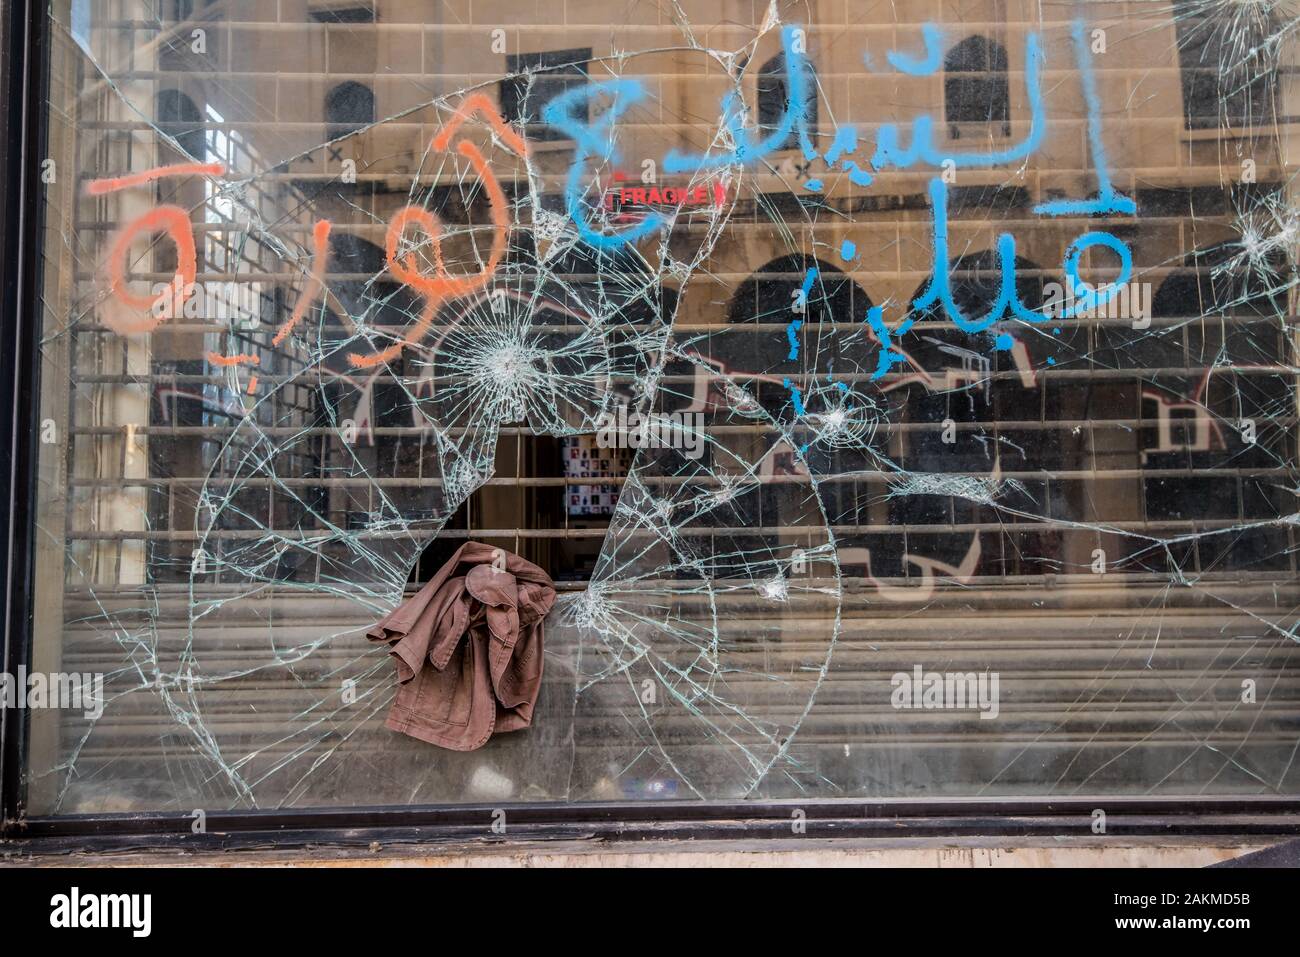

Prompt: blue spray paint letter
[
  {"left": 1061, "top": 232, "right": 1133, "bottom": 315},
  {"left": 887, "top": 23, "right": 943, "bottom": 76},
  {"left": 914, "top": 179, "right": 1132, "bottom": 331},
  {"left": 1033, "top": 19, "right": 1136, "bottom": 217},
  {"left": 664, "top": 26, "right": 816, "bottom": 174},
  {"left": 914, "top": 179, "right": 1037, "bottom": 332},
  {"left": 542, "top": 79, "right": 664, "bottom": 249},
  {"left": 872, "top": 32, "right": 1046, "bottom": 171},
  {"left": 868, "top": 305, "right": 912, "bottom": 380}
]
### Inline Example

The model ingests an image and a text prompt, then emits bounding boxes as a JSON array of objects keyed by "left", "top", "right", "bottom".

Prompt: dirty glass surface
[{"left": 21, "top": 0, "right": 1300, "bottom": 813}]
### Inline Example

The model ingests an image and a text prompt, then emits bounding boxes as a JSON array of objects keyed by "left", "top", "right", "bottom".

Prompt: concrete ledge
[{"left": 4, "top": 837, "right": 1275, "bottom": 868}]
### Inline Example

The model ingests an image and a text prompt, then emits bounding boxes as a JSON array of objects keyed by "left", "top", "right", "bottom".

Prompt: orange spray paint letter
[
  {"left": 91, "top": 162, "right": 226, "bottom": 336},
  {"left": 348, "top": 117, "right": 515, "bottom": 368}
]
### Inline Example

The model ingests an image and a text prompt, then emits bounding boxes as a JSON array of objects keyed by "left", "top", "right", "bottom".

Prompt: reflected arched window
[
  {"left": 903, "top": 247, "right": 1046, "bottom": 438},
  {"left": 725, "top": 253, "right": 870, "bottom": 407},
  {"left": 727, "top": 254, "right": 867, "bottom": 326},
  {"left": 757, "top": 53, "right": 817, "bottom": 152},
  {"left": 1173, "top": 0, "right": 1278, "bottom": 130},
  {"left": 1146, "top": 238, "right": 1291, "bottom": 542},
  {"left": 894, "top": 250, "right": 1045, "bottom": 569},
  {"left": 324, "top": 81, "right": 375, "bottom": 139},
  {"left": 943, "top": 36, "right": 1010, "bottom": 138},
  {"left": 501, "top": 48, "right": 592, "bottom": 142},
  {"left": 155, "top": 90, "right": 205, "bottom": 161}
]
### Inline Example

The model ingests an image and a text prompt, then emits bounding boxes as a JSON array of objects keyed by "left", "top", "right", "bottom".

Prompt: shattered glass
[{"left": 21, "top": 0, "right": 1300, "bottom": 812}]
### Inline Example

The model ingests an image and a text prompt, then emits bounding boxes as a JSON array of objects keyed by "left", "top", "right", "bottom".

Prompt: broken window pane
[{"left": 18, "top": 0, "right": 1300, "bottom": 814}]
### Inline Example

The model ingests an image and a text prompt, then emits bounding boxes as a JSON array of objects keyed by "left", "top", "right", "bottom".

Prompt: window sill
[{"left": 1181, "top": 124, "right": 1283, "bottom": 142}]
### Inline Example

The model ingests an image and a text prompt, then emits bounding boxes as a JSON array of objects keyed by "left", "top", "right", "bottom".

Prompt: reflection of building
[
  {"left": 19, "top": 0, "right": 1300, "bottom": 816},
  {"left": 50, "top": 0, "right": 1298, "bottom": 587}
]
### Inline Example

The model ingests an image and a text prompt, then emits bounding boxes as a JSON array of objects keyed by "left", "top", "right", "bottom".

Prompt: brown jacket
[{"left": 366, "top": 542, "right": 556, "bottom": 751}]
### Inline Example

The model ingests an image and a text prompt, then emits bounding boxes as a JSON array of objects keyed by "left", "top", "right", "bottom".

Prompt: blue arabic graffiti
[
  {"left": 541, "top": 78, "right": 664, "bottom": 250},
  {"left": 887, "top": 23, "right": 944, "bottom": 76},
  {"left": 871, "top": 32, "right": 1046, "bottom": 171},
  {"left": 663, "top": 25, "right": 817, "bottom": 174},
  {"left": 539, "top": 16, "right": 1137, "bottom": 374},
  {"left": 1034, "top": 19, "right": 1137, "bottom": 217}
]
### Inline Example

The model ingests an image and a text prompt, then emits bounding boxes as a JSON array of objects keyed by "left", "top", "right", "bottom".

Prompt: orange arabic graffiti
[
  {"left": 87, "top": 161, "right": 226, "bottom": 196},
  {"left": 272, "top": 219, "right": 333, "bottom": 348},
  {"left": 209, "top": 218, "right": 334, "bottom": 366},
  {"left": 103, "top": 207, "right": 198, "bottom": 336},
  {"left": 96, "top": 95, "right": 527, "bottom": 377},
  {"left": 430, "top": 92, "right": 529, "bottom": 156},
  {"left": 205, "top": 351, "right": 260, "bottom": 367},
  {"left": 347, "top": 108, "right": 519, "bottom": 368},
  {"left": 90, "top": 162, "right": 227, "bottom": 336}
]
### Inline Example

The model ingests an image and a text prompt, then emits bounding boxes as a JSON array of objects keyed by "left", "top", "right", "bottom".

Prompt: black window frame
[
  {"left": 499, "top": 47, "right": 593, "bottom": 143},
  {"left": 3, "top": 2, "right": 1300, "bottom": 856},
  {"left": 756, "top": 51, "right": 818, "bottom": 152},
  {"left": 324, "top": 79, "right": 376, "bottom": 140},
  {"left": 1173, "top": 1, "right": 1278, "bottom": 131},
  {"left": 943, "top": 35, "right": 1012, "bottom": 139}
]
